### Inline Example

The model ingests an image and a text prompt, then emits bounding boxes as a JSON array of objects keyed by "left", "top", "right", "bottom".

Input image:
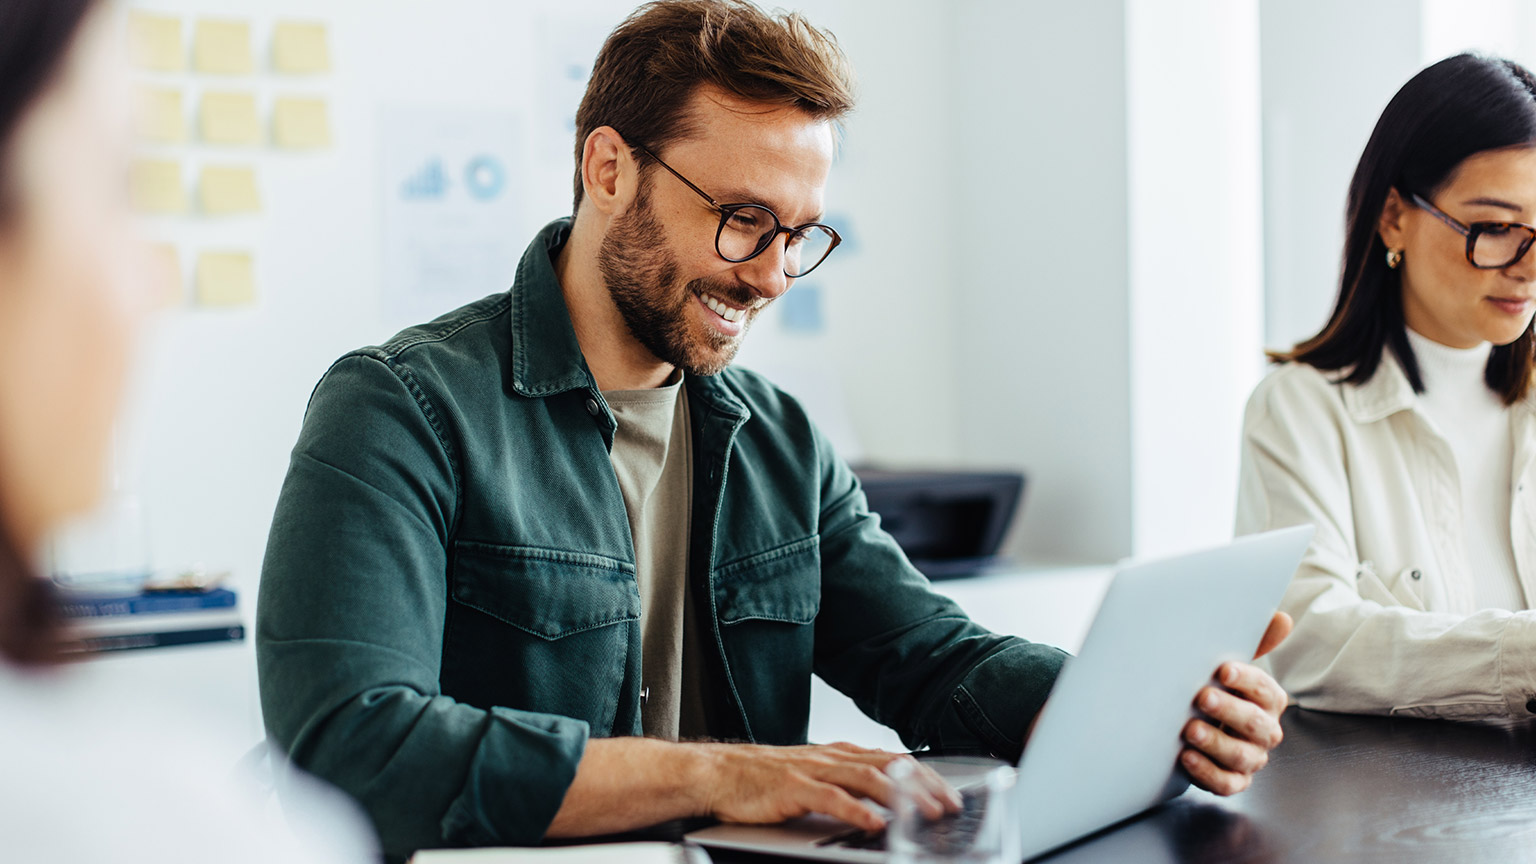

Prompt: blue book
[
  {"left": 65, "top": 624, "right": 246, "bottom": 656},
  {"left": 58, "top": 587, "right": 238, "bottom": 619}
]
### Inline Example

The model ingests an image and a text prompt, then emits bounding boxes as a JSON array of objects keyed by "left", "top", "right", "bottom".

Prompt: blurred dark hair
[
  {"left": 0, "top": 0, "right": 98, "bottom": 665},
  {"left": 1274, "top": 53, "right": 1536, "bottom": 405}
]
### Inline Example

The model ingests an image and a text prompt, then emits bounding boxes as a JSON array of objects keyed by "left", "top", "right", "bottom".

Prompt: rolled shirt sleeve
[{"left": 809, "top": 422, "right": 1068, "bottom": 761}]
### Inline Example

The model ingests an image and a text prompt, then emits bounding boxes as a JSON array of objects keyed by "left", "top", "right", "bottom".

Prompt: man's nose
[{"left": 734, "top": 233, "right": 793, "bottom": 300}]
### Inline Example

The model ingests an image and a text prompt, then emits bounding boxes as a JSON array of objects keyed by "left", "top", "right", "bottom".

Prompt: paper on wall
[
  {"left": 147, "top": 243, "right": 182, "bottom": 307},
  {"left": 129, "top": 159, "right": 185, "bottom": 214},
  {"left": 128, "top": 12, "right": 183, "bottom": 72},
  {"left": 198, "top": 165, "right": 261, "bottom": 215},
  {"left": 272, "top": 97, "right": 332, "bottom": 149},
  {"left": 272, "top": 21, "right": 331, "bottom": 75},
  {"left": 195, "top": 251, "right": 255, "bottom": 306},
  {"left": 135, "top": 87, "right": 184, "bottom": 144},
  {"left": 199, "top": 91, "right": 261, "bottom": 146},
  {"left": 194, "top": 19, "right": 254, "bottom": 76},
  {"left": 535, "top": 16, "right": 610, "bottom": 164},
  {"left": 379, "top": 105, "right": 527, "bottom": 320}
]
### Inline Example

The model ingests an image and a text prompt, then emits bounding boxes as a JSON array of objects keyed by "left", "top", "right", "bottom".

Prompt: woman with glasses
[
  {"left": 0, "top": 2, "right": 373, "bottom": 858},
  {"left": 1238, "top": 53, "right": 1536, "bottom": 719}
]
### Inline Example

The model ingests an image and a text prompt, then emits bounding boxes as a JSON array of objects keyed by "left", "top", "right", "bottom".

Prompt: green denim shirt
[{"left": 257, "top": 218, "right": 1069, "bottom": 860}]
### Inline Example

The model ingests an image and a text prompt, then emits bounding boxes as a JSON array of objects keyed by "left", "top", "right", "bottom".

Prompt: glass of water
[{"left": 887, "top": 756, "right": 1018, "bottom": 864}]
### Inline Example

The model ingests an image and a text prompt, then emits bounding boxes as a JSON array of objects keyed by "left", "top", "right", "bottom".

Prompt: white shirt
[
  {"left": 0, "top": 661, "right": 378, "bottom": 863},
  {"left": 1405, "top": 328, "right": 1524, "bottom": 611},
  {"left": 1236, "top": 349, "right": 1536, "bottom": 719}
]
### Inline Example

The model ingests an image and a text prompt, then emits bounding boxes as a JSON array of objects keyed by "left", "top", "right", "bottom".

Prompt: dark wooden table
[{"left": 708, "top": 707, "right": 1536, "bottom": 863}]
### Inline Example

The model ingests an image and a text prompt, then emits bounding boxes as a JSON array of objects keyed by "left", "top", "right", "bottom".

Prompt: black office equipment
[{"left": 852, "top": 468, "right": 1026, "bottom": 580}]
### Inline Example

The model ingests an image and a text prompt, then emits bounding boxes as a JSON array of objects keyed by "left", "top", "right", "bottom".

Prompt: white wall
[
  {"left": 105, "top": 0, "right": 965, "bottom": 602},
  {"left": 1126, "top": 0, "right": 1264, "bottom": 557},
  {"left": 950, "top": 0, "right": 1136, "bottom": 562},
  {"left": 102, "top": 0, "right": 1459, "bottom": 604},
  {"left": 949, "top": 0, "right": 1266, "bottom": 562},
  {"left": 730, "top": 0, "right": 964, "bottom": 466},
  {"left": 1421, "top": 0, "right": 1533, "bottom": 62},
  {"left": 1257, "top": 0, "right": 1536, "bottom": 374},
  {"left": 1257, "top": 0, "right": 1423, "bottom": 351}
]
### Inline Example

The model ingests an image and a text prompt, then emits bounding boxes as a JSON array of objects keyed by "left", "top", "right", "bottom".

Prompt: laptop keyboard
[{"left": 819, "top": 785, "right": 990, "bottom": 854}]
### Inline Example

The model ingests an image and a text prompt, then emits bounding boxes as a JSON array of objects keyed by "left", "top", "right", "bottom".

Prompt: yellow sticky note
[
  {"left": 199, "top": 165, "right": 261, "bottom": 215},
  {"left": 128, "top": 12, "right": 183, "bottom": 72},
  {"left": 135, "top": 87, "right": 184, "bottom": 144},
  {"left": 194, "top": 19, "right": 253, "bottom": 76},
  {"left": 272, "top": 21, "right": 331, "bottom": 75},
  {"left": 272, "top": 97, "right": 331, "bottom": 149},
  {"left": 129, "top": 159, "right": 184, "bottom": 214},
  {"left": 196, "top": 252, "right": 255, "bottom": 306},
  {"left": 199, "top": 91, "right": 260, "bottom": 145},
  {"left": 147, "top": 243, "right": 182, "bottom": 307}
]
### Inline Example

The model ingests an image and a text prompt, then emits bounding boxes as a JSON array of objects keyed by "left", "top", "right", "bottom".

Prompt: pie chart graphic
[{"left": 465, "top": 155, "right": 506, "bottom": 201}]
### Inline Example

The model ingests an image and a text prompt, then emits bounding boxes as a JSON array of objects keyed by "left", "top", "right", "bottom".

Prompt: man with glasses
[{"left": 256, "top": 1, "right": 1290, "bottom": 859}]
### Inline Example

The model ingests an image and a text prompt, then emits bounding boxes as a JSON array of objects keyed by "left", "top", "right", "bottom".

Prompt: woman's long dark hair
[
  {"left": 0, "top": 0, "right": 98, "bottom": 665},
  {"left": 1276, "top": 53, "right": 1536, "bottom": 405}
]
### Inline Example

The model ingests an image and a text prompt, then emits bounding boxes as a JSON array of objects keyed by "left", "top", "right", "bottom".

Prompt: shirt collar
[
  {"left": 505, "top": 217, "right": 748, "bottom": 420},
  {"left": 1340, "top": 342, "right": 1536, "bottom": 423},
  {"left": 508, "top": 218, "right": 598, "bottom": 398},
  {"left": 1520, "top": 379, "right": 1536, "bottom": 418},
  {"left": 1341, "top": 348, "right": 1419, "bottom": 424}
]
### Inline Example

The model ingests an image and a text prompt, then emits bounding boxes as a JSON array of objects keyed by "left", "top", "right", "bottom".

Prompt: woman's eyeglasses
[{"left": 1410, "top": 192, "right": 1536, "bottom": 270}]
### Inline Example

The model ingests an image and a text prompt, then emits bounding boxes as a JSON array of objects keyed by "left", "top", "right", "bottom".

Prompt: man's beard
[{"left": 596, "top": 186, "right": 763, "bottom": 377}]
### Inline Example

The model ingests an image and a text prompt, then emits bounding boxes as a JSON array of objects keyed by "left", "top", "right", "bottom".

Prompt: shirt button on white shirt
[{"left": 1406, "top": 327, "right": 1525, "bottom": 612}]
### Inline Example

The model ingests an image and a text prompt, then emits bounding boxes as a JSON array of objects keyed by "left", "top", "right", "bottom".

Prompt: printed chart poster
[
  {"left": 536, "top": 15, "right": 610, "bottom": 164},
  {"left": 380, "top": 106, "right": 527, "bottom": 319}
]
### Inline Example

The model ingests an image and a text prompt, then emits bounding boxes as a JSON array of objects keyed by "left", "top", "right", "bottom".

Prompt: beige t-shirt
[{"left": 602, "top": 375, "right": 708, "bottom": 740}]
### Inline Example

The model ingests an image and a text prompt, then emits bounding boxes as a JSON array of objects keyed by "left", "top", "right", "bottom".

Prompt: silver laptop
[{"left": 686, "top": 525, "right": 1314, "bottom": 862}]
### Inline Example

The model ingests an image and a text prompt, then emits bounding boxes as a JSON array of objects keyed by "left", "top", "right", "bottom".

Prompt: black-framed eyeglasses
[
  {"left": 1410, "top": 192, "right": 1536, "bottom": 269},
  {"left": 631, "top": 142, "right": 841, "bottom": 279}
]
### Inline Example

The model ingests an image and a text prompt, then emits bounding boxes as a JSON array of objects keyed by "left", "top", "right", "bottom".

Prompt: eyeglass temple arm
[
  {"left": 1410, "top": 192, "right": 1470, "bottom": 237},
  {"left": 632, "top": 143, "right": 724, "bottom": 211}
]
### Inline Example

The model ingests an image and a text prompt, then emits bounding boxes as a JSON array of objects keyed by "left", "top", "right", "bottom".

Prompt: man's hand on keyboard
[{"left": 698, "top": 742, "right": 962, "bottom": 831}]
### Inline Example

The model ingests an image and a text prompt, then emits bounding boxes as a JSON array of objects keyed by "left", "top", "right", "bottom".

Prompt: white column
[
  {"left": 1258, "top": 0, "right": 1424, "bottom": 350},
  {"left": 1126, "top": 0, "right": 1265, "bottom": 557},
  {"left": 951, "top": 0, "right": 1136, "bottom": 562}
]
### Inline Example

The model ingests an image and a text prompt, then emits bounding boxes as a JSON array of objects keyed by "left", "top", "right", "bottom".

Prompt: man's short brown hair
[{"left": 572, "top": 0, "right": 856, "bottom": 213}]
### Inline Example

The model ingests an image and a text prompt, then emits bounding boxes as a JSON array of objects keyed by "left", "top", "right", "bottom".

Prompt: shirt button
[
  {"left": 586, "top": 398, "right": 600, "bottom": 416},
  {"left": 1410, "top": 570, "right": 1422, "bottom": 580},
  {"left": 640, "top": 686, "right": 650, "bottom": 706}
]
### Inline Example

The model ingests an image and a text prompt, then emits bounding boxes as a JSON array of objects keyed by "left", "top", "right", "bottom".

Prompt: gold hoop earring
[{"left": 1386, "top": 248, "right": 1403, "bottom": 269}]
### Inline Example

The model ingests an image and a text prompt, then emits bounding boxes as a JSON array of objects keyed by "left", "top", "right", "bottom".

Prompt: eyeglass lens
[
  {"left": 717, "top": 205, "right": 837, "bottom": 278},
  {"left": 1471, "top": 223, "right": 1536, "bottom": 268}
]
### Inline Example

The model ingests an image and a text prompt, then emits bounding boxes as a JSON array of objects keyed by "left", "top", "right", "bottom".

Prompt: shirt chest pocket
[
  {"left": 716, "top": 536, "right": 822, "bottom": 625},
  {"left": 443, "top": 542, "right": 640, "bottom": 731},
  {"left": 712, "top": 536, "right": 821, "bottom": 744}
]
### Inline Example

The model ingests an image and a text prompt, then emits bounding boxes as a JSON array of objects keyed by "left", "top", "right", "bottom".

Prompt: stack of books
[{"left": 58, "top": 587, "right": 245, "bottom": 656}]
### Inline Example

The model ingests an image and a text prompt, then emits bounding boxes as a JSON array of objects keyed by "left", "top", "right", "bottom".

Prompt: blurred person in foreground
[
  {"left": 0, "top": 2, "right": 375, "bottom": 860},
  {"left": 259, "top": 1, "right": 1292, "bottom": 859},
  {"left": 1240, "top": 54, "right": 1536, "bottom": 719}
]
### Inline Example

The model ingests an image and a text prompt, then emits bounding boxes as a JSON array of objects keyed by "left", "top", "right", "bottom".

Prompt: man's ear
[
  {"left": 1378, "top": 187, "right": 1410, "bottom": 252},
  {"left": 580, "top": 126, "right": 638, "bottom": 216}
]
